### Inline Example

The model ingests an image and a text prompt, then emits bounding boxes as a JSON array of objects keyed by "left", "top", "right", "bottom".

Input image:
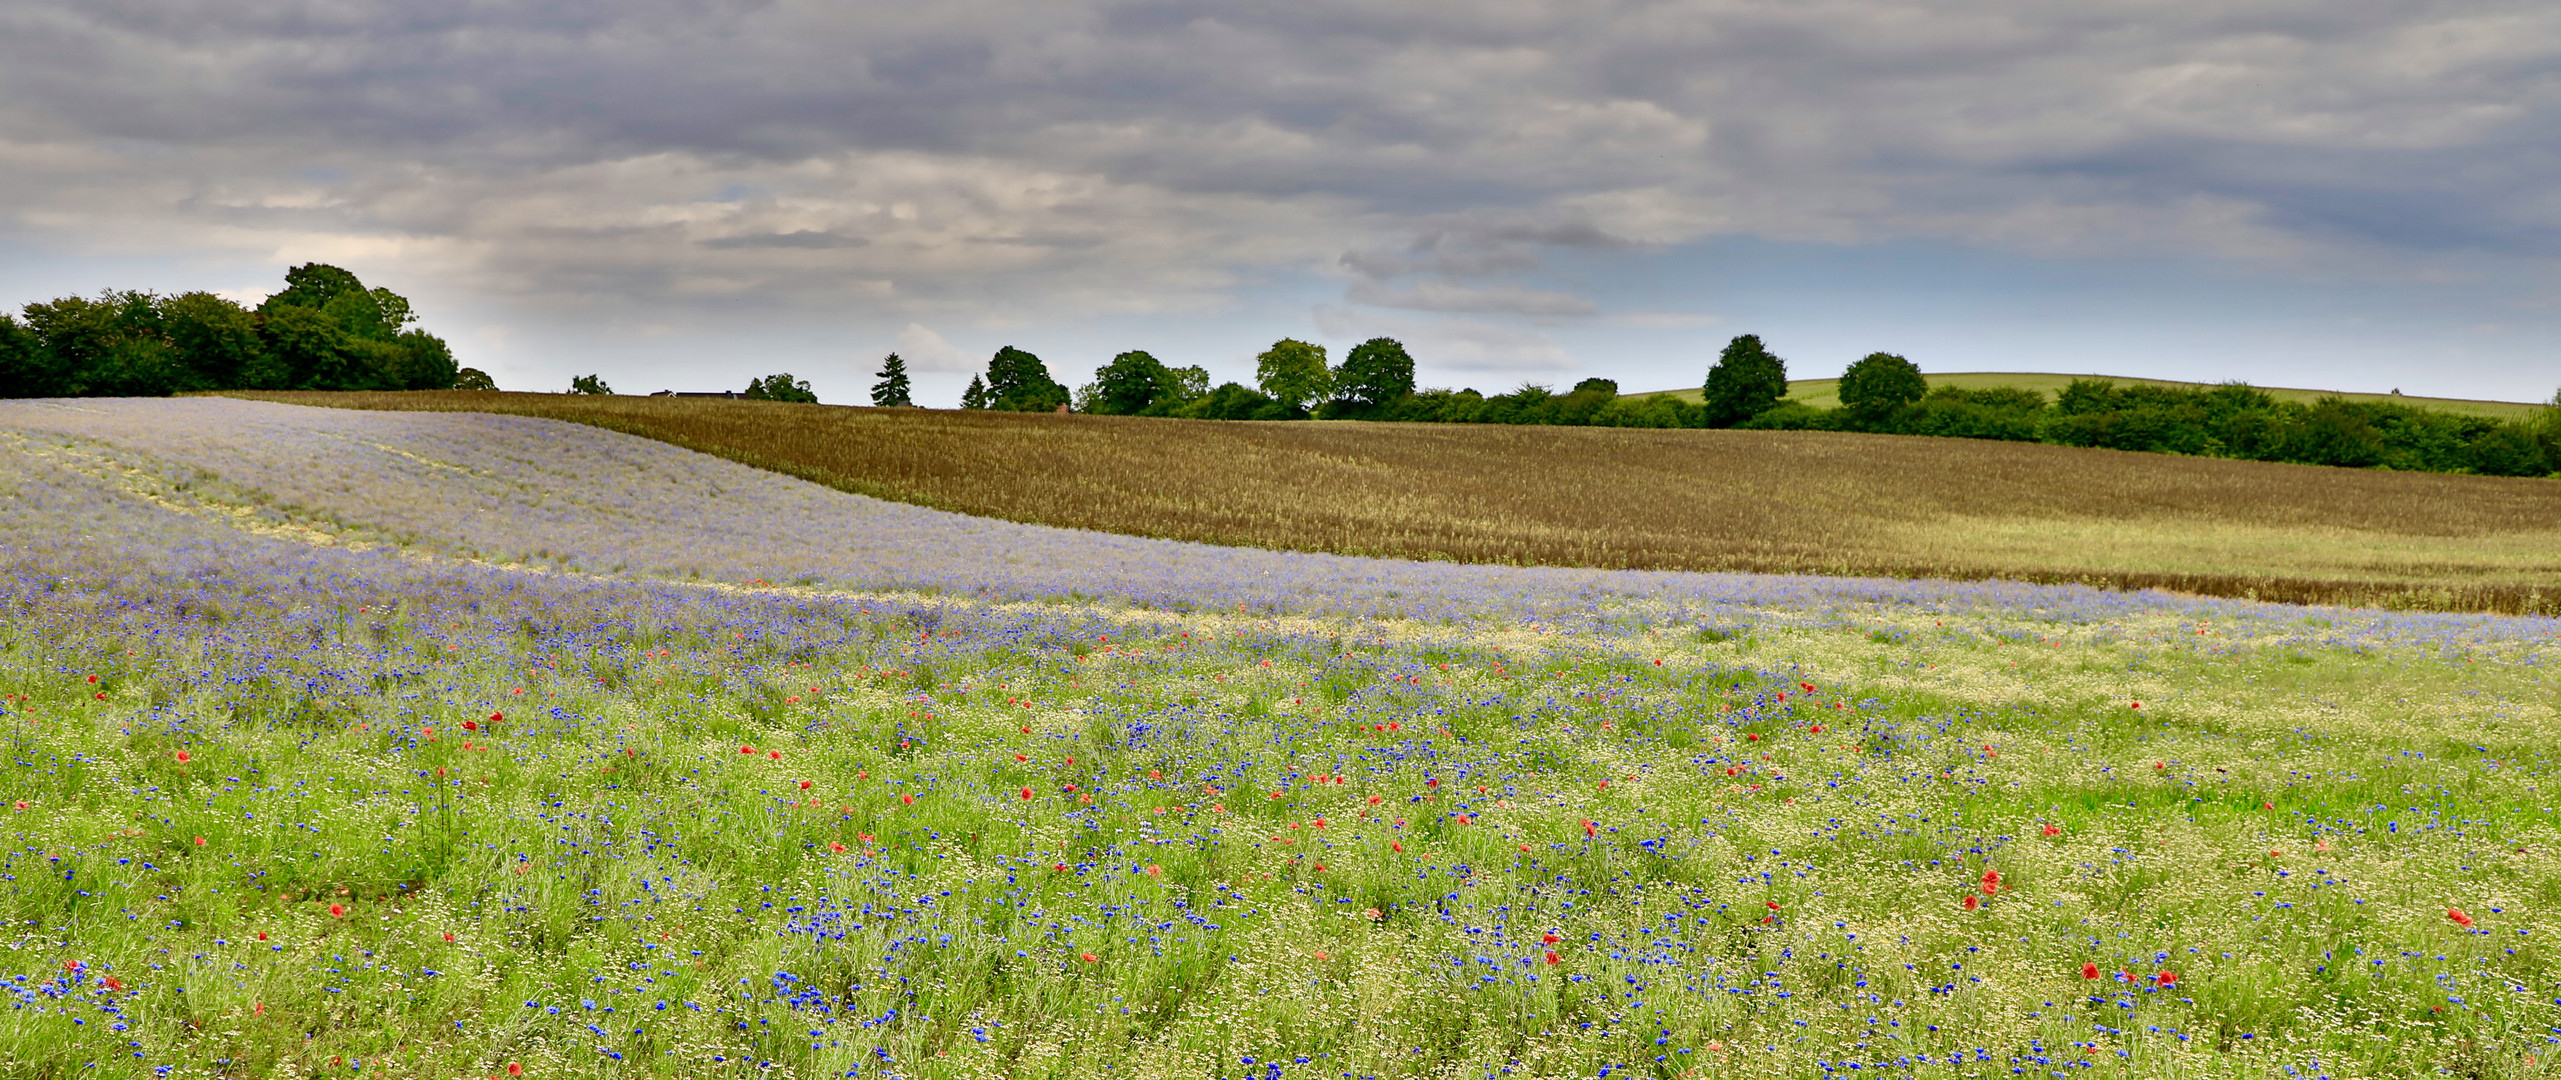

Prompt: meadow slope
[
  {"left": 240, "top": 390, "right": 2561, "bottom": 614},
  {"left": 0, "top": 398, "right": 2556, "bottom": 1079}
]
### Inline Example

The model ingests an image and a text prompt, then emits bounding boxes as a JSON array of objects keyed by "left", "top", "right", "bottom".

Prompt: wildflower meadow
[{"left": 0, "top": 398, "right": 2554, "bottom": 1079}]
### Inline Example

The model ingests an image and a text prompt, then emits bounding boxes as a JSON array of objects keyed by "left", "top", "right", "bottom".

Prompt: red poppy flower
[
  {"left": 1542, "top": 932, "right": 1560, "bottom": 944},
  {"left": 102, "top": 976, "right": 123, "bottom": 991},
  {"left": 2042, "top": 823, "right": 2062, "bottom": 837},
  {"left": 462, "top": 720, "right": 478, "bottom": 731},
  {"left": 1392, "top": 841, "right": 1404, "bottom": 853},
  {"left": 173, "top": 751, "right": 191, "bottom": 763},
  {"left": 2155, "top": 970, "right": 2176, "bottom": 987},
  {"left": 828, "top": 841, "right": 847, "bottom": 853},
  {"left": 767, "top": 750, "right": 781, "bottom": 760},
  {"left": 901, "top": 793, "right": 916, "bottom": 805},
  {"left": 1765, "top": 900, "right": 1780, "bottom": 912},
  {"left": 740, "top": 745, "right": 755, "bottom": 755},
  {"left": 443, "top": 932, "right": 455, "bottom": 942},
  {"left": 192, "top": 836, "right": 205, "bottom": 846},
  {"left": 1079, "top": 952, "right": 1097, "bottom": 963},
  {"left": 2449, "top": 908, "right": 2475, "bottom": 928},
  {"left": 1543, "top": 950, "right": 1561, "bottom": 965},
  {"left": 2081, "top": 962, "right": 2100, "bottom": 980},
  {"left": 1981, "top": 869, "right": 2002, "bottom": 893},
  {"left": 328, "top": 903, "right": 346, "bottom": 918},
  {"left": 489, "top": 713, "right": 502, "bottom": 723},
  {"left": 507, "top": 1065, "right": 524, "bottom": 1077},
  {"left": 798, "top": 780, "right": 812, "bottom": 790},
  {"left": 1020, "top": 787, "right": 1034, "bottom": 800},
  {"left": 1961, "top": 894, "right": 1979, "bottom": 911}
]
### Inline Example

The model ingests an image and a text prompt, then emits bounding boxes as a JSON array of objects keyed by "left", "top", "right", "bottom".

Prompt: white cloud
[{"left": 894, "top": 323, "right": 973, "bottom": 372}]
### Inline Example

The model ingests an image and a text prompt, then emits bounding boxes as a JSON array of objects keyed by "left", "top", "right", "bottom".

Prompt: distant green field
[{"left": 1634, "top": 372, "right": 2545, "bottom": 421}]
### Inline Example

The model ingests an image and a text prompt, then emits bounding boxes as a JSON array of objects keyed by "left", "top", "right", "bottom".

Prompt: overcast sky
[{"left": 5, "top": 0, "right": 2559, "bottom": 405}]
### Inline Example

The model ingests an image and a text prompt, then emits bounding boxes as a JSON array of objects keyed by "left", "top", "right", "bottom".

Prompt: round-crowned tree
[
  {"left": 1836, "top": 352, "right": 1926, "bottom": 427},
  {"left": 1089, "top": 350, "right": 1172, "bottom": 415},
  {"left": 1331, "top": 337, "right": 1415, "bottom": 415},
  {"left": 1701, "top": 334, "right": 1787, "bottom": 427},
  {"left": 1255, "top": 338, "right": 1331, "bottom": 416}
]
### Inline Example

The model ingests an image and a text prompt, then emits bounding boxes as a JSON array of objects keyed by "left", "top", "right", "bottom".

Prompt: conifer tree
[{"left": 870, "top": 352, "right": 914, "bottom": 407}]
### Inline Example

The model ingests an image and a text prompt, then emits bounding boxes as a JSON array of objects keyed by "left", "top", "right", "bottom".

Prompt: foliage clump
[{"left": 1, "top": 263, "right": 458, "bottom": 397}]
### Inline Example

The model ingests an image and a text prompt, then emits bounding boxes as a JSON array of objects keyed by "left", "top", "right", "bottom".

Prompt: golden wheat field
[{"left": 236, "top": 391, "right": 2561, "bottom": 613}]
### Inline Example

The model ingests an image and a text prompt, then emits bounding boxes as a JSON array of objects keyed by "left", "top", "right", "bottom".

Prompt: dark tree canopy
[
  {"left": 960, "top": 374, "right": 990, "bottom": 410},
  {"left": 743, "top": 372, "right": 818, "bottom": 403},
  {"left": 1, "top": 262, "right": 457, "bottom": 397},
  {"left": 1087, "top": 350, "right": 1172, "bottom": 415},
  {"left": 568, "top": 373, "right": 613, "bottom": 395},
  {"left": 985, "top": 346, "right": 1069, "bottom": 412},
  {"left": 870, "top": 353, "right": 913, "bottom": 407},
  {"left": 1836, "top": 352, "right": 1927, "bottom": 426},
  {"left": 1701, "top": 333, "right": 1788, "bottom": 427},
  {"left": 1331, "top": 337, "right": 1415, "bottom": 415},
  {"left": 453, "top": 367, "right": 497, "bottom": 391}
]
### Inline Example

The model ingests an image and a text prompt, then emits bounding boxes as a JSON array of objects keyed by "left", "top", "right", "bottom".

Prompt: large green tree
[
  {"left": 160, "top": 292, "right": 265, "bottom": 391},
  {"left": 1701, "top": 333, "right": 1788, "bottom": 427},
  {"left": 870, "top": 353, "right": 913, "bottom": 407},
  {"left": 1255, "top": 338, "right": 1331, "bottom": 415},
  {"left": 1836, "top": 352, "right": 1927, "bottom": 428},
  {"left": 1085, "top": 350, "right": 1173, "bottom": 415},
  {"left": 252, "top": 263, "right": 456, "bottom": 391},
  {"left": 985, "top": 346, "right": 1069, "bottom": 412},
  {"left": 1330, "top": 337, "right": 1415, "bottom": 416}
]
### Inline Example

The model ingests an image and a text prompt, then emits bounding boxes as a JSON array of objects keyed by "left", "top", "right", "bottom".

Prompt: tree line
[
  {"left": 0, "top": 264, "right": 477, "bottom": 396},
  {"left": 905, "top": 334, "right": 2559, "bottom": 478}
]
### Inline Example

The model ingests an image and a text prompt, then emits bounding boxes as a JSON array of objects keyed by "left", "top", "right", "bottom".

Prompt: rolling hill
[{"left": 236, "top": 390, "right": 2561, "bottom": 613}]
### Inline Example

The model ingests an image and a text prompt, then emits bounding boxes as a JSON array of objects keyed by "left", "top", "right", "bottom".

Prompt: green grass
[
  {"left": 7, "top": 590, "right": 2559, "bottom": 1078},
  {"left": 1633, "top": 372, "right": 2546, "bottom": 420}
]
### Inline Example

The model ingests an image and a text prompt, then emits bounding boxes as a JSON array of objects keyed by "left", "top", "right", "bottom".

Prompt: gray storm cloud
[{"left": 2, "top": 0, "right": 2556, "bottom": 345}]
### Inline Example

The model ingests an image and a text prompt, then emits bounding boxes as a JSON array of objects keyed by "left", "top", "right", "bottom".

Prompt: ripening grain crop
[
  {"left": 239, "top": 389, "right": 2561, "bottom": 614},
  {"left": 0, "top": 399, "right": 2554, "bottom": 1079}
]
